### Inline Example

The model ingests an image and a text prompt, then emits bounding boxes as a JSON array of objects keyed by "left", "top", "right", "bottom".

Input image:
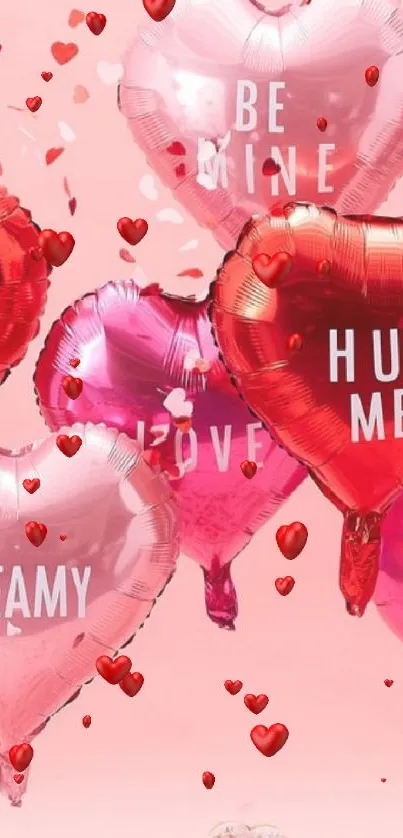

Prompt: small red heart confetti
[
  {"left": 119, "top": 671, "right": 144, "bottom": 697},
  {"left": 240, "top": 460, "right": 257, "bottom": 479},
  {"left": 250, "top": 723, "right": 289, "bottom": 757},
  {"left": 29, "top": 246, "right": 43, "bottom": 261},
  {"left": 177, "top": 268, "right": 204, "bottom": 278},
  {"left": 62, "top": 375, "right": 83, "bottom": 400},
  {"left": 317, "top": 116, "right": 327, "bottom": 132},
  {"left": 9, "top": 743, "right": 34, "bottom": 772},
  {"left": 63, "top": 177, "right": 71, "bottom": 197},
  {"left": 82, "top": 715, "right": 91, "bottom": 728},
  {"left": 317, "top": 259, "right": 331, "bottom": 275},
  {"left": 224, "top": 679, "right": 243, "bottom": 695},
  {"left": 384, "top": 679, "right": 394, "bottom": 688},
  {"left": 59, "top": 534, "right": 67, "bottom": 541},
  {"left": 85, "top": 11, "right": 106, "bottom": 35},
  {"left": 51, "top": 42, "right": 79, "bottom": 65},
  {"left": 381, "top": 777, "right": 387, "bottom": 782},
  {"left": 276, "top": 522, "right": 308, "bottom": 559},
  {"left": 96, "top": 655, "right": 132, "bottom": 685},
  {"left": 143, "top": 448, "right": 161, "bottom": 467},
  {"left": 175, "top": 163, "right": 186, "bottom": 178},
  {"left": 56, "top": 434, "right": 82, "bottom": 457},
  {"left": 286, "top": 333, "right": 303, "bottom": 352},
  {"left": 41, "top": 71, "right": 53, "bottom": 82},
  {"left": 73, "top": 632, "right": 85, "bottom": 647},
  {"left": 262, "top": 157, "right": 281, "bottom": 177},
  {"left": 244, "top": 694, "right": 269, "bottom": 714},
  {"left": 275, "top": 576, "right": 295, "bottom": 596},
  {"left": 119, "top": 247, "right": 136, "bottom": 263},
  {"left": 117, "top": 217, "right": 148, "bottom": 246},
  {"left": 68, "top": 197, "right": 77, "bottom": 216},
  {"left": 143, "top": 0, "right": 176, "bottom": 22},
  {"left": 167, "top": 140, "right": 186, "bottom": 155},
  {"left": 26, "top": 96, "right": 42, "bottom": 113},
  {"left": 252, "top": 252, "right": 293, "bottom": 288},
  {"left": 68, "top": 9, "right": 85, "bottom": 27},
  {"left": 202, "top": 771, "right": 215, "bottom": 790},
  {"left": 69, "top": 358, "right": 80, "bottom": 368},
  {"left": 22, "top": 478, "right": 40, "bottom": 494},
  {"left": 365, "top": 65, "right": 379, "bottom": 87},
  {"left": 25, "top": 522, "right": 47, "bottom": 548},
  {"left": 13, "top": 774, "right": 24, "bottom": 785},
  {"left": 39, "top": 230, "right": 75, "bottom": 266},
  {"left": 45, "top": 147, "right": 64, "bottom": 166}
]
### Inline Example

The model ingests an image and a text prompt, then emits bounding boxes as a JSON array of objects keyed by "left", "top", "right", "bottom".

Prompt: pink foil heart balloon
[
  {"left": 119, "top": 0, "right": 403, "bottom": 250},
  {"left": 34, "top": 277, "right": 305, "bottom": 629},
  {"left": 0, "top": 423, "right": 178, "bottom": 805}
]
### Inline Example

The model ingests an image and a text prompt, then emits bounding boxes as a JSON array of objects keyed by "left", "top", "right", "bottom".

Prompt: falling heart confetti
[
  {"left": 317, "top": 116, "right": 327, "bottom": 132},
  {"left": 275, "top": 576, "right": 295, "bottom": 596},
  {"left": 262, "top": 157, "right": 281, "bottom": 177},
  {"left": 384, "top": 679, "right": 394, "bottom": 688},
  {"left": 119, "top": 671, "right": 144, "bottom": 697},
  {"left": 119, "top": 247, "right": 135, "bottom": 263},
  {"left": 41, "top": 71, "right": 53, "bottom": 82},
  {"left": 381, "top": 777, "right": 387, "bottom": 782},
  {"left": 82, "top": 715, "right": 91, "bottom": 728},
  {"left": 39, "top": 229, "right": 75, "bottom": 266},
  {"left": 286, "top": 333, "right": 303, "bottom": 352},
  {"left": 139, "top": 173, "right": 158, "bottom": 201},
  {"left": 51, "top": 42, "right": 78, "bottom": 65},
  {"left": 73, "top": 84, "right": 89, "bottom": 104},
  {"left": 25, "top": 522, "right": 47, "bottom": 548},
  {"left": 276, "top": 522, "right": 308, "bottom": 560},
  {"left": 9, "top": 744, "right": 34, "bottom": 772},
  {"left": 45, "top": 147, "right": 64, "bottom": 165},
  {"left": 96, "top": 60, "right": 122, "bottom": 85},
  {"left": 86, "top": 12, "right": 106, "bottom": 35},
  {"left": 56, "top": 434, "right": 82, "bottom": 457},
  {"left": 69, "top": 197, "right": 77, "bottom": 215},
  {"left": 365, "top": 65, "right": 379, "bottom": 87},
  {"left": 202, "top": 771, "right": 215, "bottom": 790},
  {"left": 250, "top": 724, "right": 289, "bottom": 758},
  {"left": 167, "top": 141, "right": 186, "bottom": 156},
  {"left": 13, "top": 774, "right": 24, "bottom": 785},
  {"left": 240, "top": 460, "right": 257, "bottom": 480},
  {"left": 62, "top": 375, "right": 83, "bottom": 399},
  {"left": 143, "top": 0, "right": 176, "bottom": 22},
  {"left": 96, "top": 655, "right": 132, "bottom": 685},
  {"left": 177, "top": 268, "right": 203, "bottom": 278},
  {"left": 156, "top": 208, "right": 184, "bottom": 224},
  {"left": 244, "top": 694, "right": 269, "bottom": 715},
  {"left": 316, "top": 259, "right": 331, "bottom": 276},
  {"left": 69, "top": 358, "right": 80, "bottom": 368},
  {"left": 68, "top": 9, "right": 85, "bottom": 27},
  {"left": 252, "top": 252, "right": 293, "bottom": 288},
  {"left": 224, "top": 679, "right": 243, "bottom": 695},
  {"left": 58, "top": 121, "right": 76, "bottom": 142},
  {"left": 59, "top": 534, "right": 68, "bottom": 541},
  {"left": 26, "top": 96, "right": 42, "bottom": 113},
  {"left": 22, "top": 478, "right": 40, "bottom": 494},
  {"left": 117, "top": 217, "right": 148, "bottom": 245}
]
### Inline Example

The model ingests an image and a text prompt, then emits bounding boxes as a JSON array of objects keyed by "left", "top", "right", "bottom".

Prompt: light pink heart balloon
[
  {"left": 0, "top": 423, "right": 178, "bottom": 805},
  {"left": 120, "top": 0, "right": 403, "bottom": 249}
]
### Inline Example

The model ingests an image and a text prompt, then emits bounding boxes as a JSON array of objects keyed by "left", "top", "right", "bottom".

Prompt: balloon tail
[
  {"left": 0, "top": 754, "right": 29, "bottom": 806},
  {"left": 203, "top": 557, "right": 238, "bottom": 630},
  {"left": 340, "top": 511, "right": 382, "bottom": 617}
]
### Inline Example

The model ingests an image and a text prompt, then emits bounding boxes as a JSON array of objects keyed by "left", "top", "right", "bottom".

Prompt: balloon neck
[
  {"left": 340, "top": 510, "right": 382, "bottom": 617},
  {"left": 203, "top": 558, "right": 238, "bottom": 630},
  {"left": 248, "top": 0, "right": 310, "bottom": 15},
  {"left": 0, "top": 188, "right": 19, "bottom": 222}
]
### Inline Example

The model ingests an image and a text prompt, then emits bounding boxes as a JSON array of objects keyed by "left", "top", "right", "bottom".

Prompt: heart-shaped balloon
[
  {"left": 0, "top": 187, "right": 49, "bottom": 384},
  {"left": 34, "top": 277, "right": 305, "bottom": 629},
  {"left": 0, "top": 423, "right": 178, "bottom": 804},
  {"left": 373, "top": 491, "right": 403, "bottom": 641},
  {"left": 211, "top": 202, "right": 403, "bottom": 617},
  {"left": 119, "top": 0, "right": 403, "bottom": 250}
]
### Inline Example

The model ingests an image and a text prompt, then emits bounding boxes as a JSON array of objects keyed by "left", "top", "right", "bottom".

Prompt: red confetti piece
[
  {"left": 63, "top": 176, "right": 71, "bottom": 197},
  {"left": 143, "top": 449, "right": 161, "bottom": 467},
  {"left": 317, "top": 259, "right": 331, "bottom": 275},
  {"left": 173, "top": 417, "right": 192, "bottom": 433},
  {"left": 73, "top": 632, "right": 85, "bottom": 647},
  {"left": 384, "top": 679, "right": 394, "bottom": 687},
  {"left": 13, "top": 774, "right": 24, "bottom": 785},
  {"left": 240, "top": 460, "right": 257, "bottom": 479},
  {"left": 85, "top": 12, "right": 106, "bottom": 35},
  {"left": 69, "top": 358, "right": 80, "bottom": 368},
  {"left": 59, "top": 534, "right": 67, "bottom": 541},
  {"left": 68, "top": 9, "right": 85, "bottom": 27},
  {"left": 286, "top": 333, "right": 303, "bottom": 352},
  {"left": 26, "top": 96, "right": 42, "bottom": 113},
  {"left": 82, "top": 715, "right": 91, "bottom": 728},
  {"left": 25, "top": 522, "right": 47, "bottom": 547},
  {"left": 41, "top": 71, "right": 53, "bottom": 82},
  {"left": 202, "top": 771, "right": 215, "bottom": 790},
  {"left": 51, "top": 42, "right": 78, "bottom": 65},
  {"left": 167, "top": 140, "right": 186, "bottom": 155},
  {"left": 177, "top": 268, "right": 203, "bottom": 278},
  {"left": 68, "top": 197, "right": 77, "bottom": 216},
  {"left": 175, "top": 163, "right": 186, "bottom": 178},
  {"left": 317, "top": 116, "right": 327, "bottom": 132},
  {"left": 365, "top": 65, "right": 379, "bottom": 87},
  {"left": 381, "top": 778, "right": 387, "bottom": 783},
  {"left": 62, "top": 375, "right": 83, "bottom": 399},
  {"left": 45, "top": 147, "right": 64, "bottom": 166},
  {"left": 22, "top": 478, "right": 40, "bottom": 494},
  {"left": 119, "top": 248, "right": 136, "bottom": 263},
  {"left": 275, "top": 576, "right": 295, "bottom": 596},
  {"left": 0, "top": 162, "right": 3, "bottom": 176},
  {"left": 262, "top": 157, "right": 281, "bottom": 177}
]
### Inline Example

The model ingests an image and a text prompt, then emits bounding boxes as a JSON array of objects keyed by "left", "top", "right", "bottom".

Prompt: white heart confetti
[
  {"left": 139, "top": 174, "right": 158, "bottom": 201},
  {"left": 97, "top": 61, "right": 123, "bottom": 86},
  {"left": 163, "top": 388, "right": 193, "bottom": 417},
  {"left": 179, "top": 239, "right": 199, "bottom": 252},
  {"left": 7, "top": 621, "right": 22, "bottom": 637},
  {"left": 156, "top": 208, "right": 184, "bottom": 224},
  {"left": 58, "top": 121, "right": 76, "bottom": 143},
  {"left": 196, "top": 172, "right": 216, "bottom": 191}
]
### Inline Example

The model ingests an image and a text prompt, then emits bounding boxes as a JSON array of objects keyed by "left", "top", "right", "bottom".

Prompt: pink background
[{"left": 1, "top": 1, "right": 403, "bottom": 836}]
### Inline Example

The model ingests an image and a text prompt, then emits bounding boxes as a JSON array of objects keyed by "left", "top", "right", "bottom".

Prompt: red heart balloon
[{"left": 211, "top": 203, "right": 403, "bottom": 617}]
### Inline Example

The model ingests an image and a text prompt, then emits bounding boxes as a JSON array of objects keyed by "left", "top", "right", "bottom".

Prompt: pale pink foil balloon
[
  {"left": 34, "top": 279, "right": 305, "bottom": 629},
  {"left": 0, "top": 423, "right": 178, "bottom": 805},
  {"left": 119, "top": 0, "right": 403, "bottom": 250},
  {"left": 374, "top": 493, "right": 403, "bottom": 641}
]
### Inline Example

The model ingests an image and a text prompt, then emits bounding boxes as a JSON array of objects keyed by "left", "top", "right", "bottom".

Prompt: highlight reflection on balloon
[
  {"left": 0, "top": 423, "right": 178, "bottom": 805},
  {"left": 34, "top": 277, "right": 305, "bottom": 629},
  {"left": 211, "top": 202, "right": 403, "bottom": 619},
  {"left": 119, "top": 0, "right": 403, "bottom": 250}
]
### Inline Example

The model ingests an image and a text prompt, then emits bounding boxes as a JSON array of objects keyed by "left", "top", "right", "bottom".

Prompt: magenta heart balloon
[
  {"left": 0, "top": 423, "right": 178, "bottom": 805},
  {"left": 34, "top": 278, "right": 305, "bottom": 630},
  {"left": 373, "top": 491, "right": 403, "bottom": 641},
  {"left": 119, "top": 0, "right": 403, "bottom": 250}
]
